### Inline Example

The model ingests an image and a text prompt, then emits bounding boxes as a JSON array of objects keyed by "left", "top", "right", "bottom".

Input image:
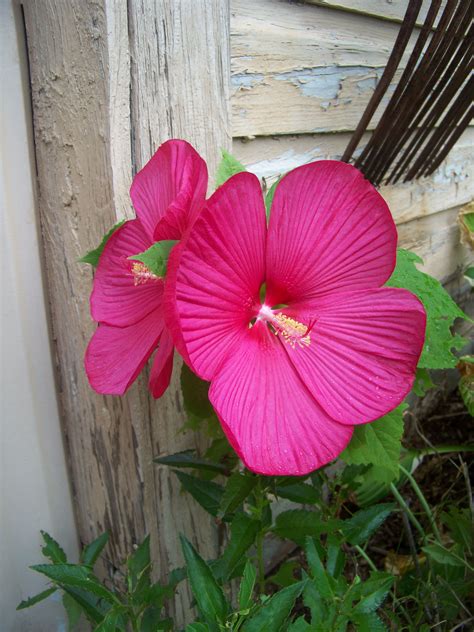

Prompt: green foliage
[
  {"left": 342, "top": 405, "right": 406, "bottom": 483},
  {"left": 413, "top": 368, "right": 435, "bottom": 397},
  {"left": 154, "top": 450, "right": 227, "bottom": 474},
  {"left": 174, "top": 470, "right": 224, "bottom": 517},
  {"left": 272, "top": 510, "right": 341, "bottom": 545},
  {"left": 218, "top": 472, "right": 258, "bottom": 517},
  {"left": 180, "top": 535, "right": 228, "bottom": 629},
  {"left": 387, "top": 249, "right": 468, "bottom": 368},
  {"left": 241, "top": 581, "right": 306, "bottom": 631},
  {"left": 213, "top": 513, "right": 260, "bottom": 581},
  {"left": 215, "top": 150, "right": 247, "bottom": 188},
  {"left": 79, "top": 219, "right": 126, "bottom": 267},
  {"left": 18, "top": 532, "right": 177, "bottom": 630},
  {"left": 128, "top": 240, "right": 177, "bottom": 277},
  {"left": 238, "top": 560, "right": 257, "bottom": 610},
  {"left": 342, "top": 503, "right": 395, "bottom": 545},
  {"left": 264, "top": 177, "right": 282, "bottom": 220}
]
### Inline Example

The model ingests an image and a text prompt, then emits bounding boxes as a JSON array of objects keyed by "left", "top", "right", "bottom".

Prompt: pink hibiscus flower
[
  {"left": 172, "top": 161, "right": 426, "bottom": 475},
  {"left": 85, "top": 139, "right": 207, "bottom": 398}
]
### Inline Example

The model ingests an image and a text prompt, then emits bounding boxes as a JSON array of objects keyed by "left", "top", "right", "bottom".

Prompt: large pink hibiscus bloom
[
  {"left": 172, "top": 162, "right": 426, "bottom": 475},
  {"left": 85, "top": 139, "right": 207, "bottom": 398}
]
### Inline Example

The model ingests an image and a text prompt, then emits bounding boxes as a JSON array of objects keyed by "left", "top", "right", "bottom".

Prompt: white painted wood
[
  {"left": 231, "top": 0, "right": 420, "bottom": 136},
  {"left": 304, "top": 0, "right": 446, "bottom": 26},
  {"left": 1, "top": 4, "right": 78, "bottom": 630},
  {"left": 233, "top": 127, "right": 474, "bottom": 226}
]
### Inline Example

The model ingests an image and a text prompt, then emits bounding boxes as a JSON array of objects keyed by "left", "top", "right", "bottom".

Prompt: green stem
[
  {"left": 390, "top": 483, "right": 426, "bottom": 542},
  {"left": 254, "top": 477, "right": 266, "bottom": 595},
  {"left": 354, "top": 544, "right": 378, "bottom": 573},
  {"left": 399, "top": 464, "right": 442, "bottom": 541}
]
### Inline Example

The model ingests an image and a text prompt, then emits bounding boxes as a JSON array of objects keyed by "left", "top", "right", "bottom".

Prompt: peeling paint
[
  {"left": 273, "top": 66, "right": 382, "bottom": 99},
  {"left": 232, "top": 72, "right": 264, "bottom": 88},
  {"left": 246, "top": 148, "right": 326, "bottom": 180}
]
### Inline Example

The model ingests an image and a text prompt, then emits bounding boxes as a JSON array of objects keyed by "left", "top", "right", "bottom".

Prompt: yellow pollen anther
[
  {"left": 131, "top": 262, "right": 160, "bottom": 286},
  {"left": 273, "top": 313, "right": 311, "bottom": 349}
]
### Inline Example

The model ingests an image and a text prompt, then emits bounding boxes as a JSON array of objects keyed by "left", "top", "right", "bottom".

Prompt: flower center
[
  {"left": 257, "top": 304, "right": 311, "bottom": 349},
  {"left": 131, "top": 262, "right": 160, "bottom": 285}
]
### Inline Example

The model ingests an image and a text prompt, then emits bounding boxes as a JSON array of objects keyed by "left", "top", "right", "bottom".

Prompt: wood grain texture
[
  {"left": 231, "top": 0, "right": 420, "bottom": 136},
  {"left": 304, "top": 0, "right": 447, "bottom": 26},
  {"left": 23, "top": 0, "right": 230, "bottom": 625},
  {"left": 233, "top": 127, "right": 473, "bottom": 226}
]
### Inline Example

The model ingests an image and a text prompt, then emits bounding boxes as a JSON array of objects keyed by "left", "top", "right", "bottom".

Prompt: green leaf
[
  {"left": 41, "top": 530, "right": 67, "bottom": 563},
  {"left": 17, "top": 587, "right": 57, "bottom": 610},
  {"left": 303, "top": 573, "right": 328, "bottom": 624},
  {"left": 31, "top": 564, "right": 117, "bottom": 603},
  {"left": 215, "top": 150, "right": 246, "bottom": 188},
  {"left": 180, "top": 363, "right": 215, "bottom": 420},
  {"left": 62, "top": 592, "right": 83, "bottom": 630},
  {"left": 219, "top": 473, "right": 258, "bottom": 517},
  {"left": 342, "top": 405, "right": 405, "bottom": 482},
  {"left": 342, "top": 503, "right": 395, "bottom": 546},
  {"left": 422, "top": 543, "right": 465, "bottom": 567},
  {"left": 272, "top": 510, "right": 341, "bottom": 546},
  {"left": 264, "top": 177, "right": 282, "bottom": 220},
  {"left": 127, "top": 536, "right": 151, "bottom": 592},
  {"left": 459, "top": 375, "right": 474, "bottom": 416},
  {"left": 275, "top": 482, "right": 320, "bottom": 504},
  {"left": 185, "top": 624, "right": 210, "bottom": 632},
  {"left": 213, "top": 513, "right": 260, "bottom": 581},
  {"left": 441, "top": 507, "right": 473, "bottom": 552},
  {"left": 464, "top": 266, "right": 474, "bottom": 284},
  {"left": 81, "top": 532, "right": 109, "bottom": 567},
  {"left": 61, "top": 587, "right": 106, "bottom": 624},
  {"left": 460, "top": 211, "right": 474, "bottom": 233},
  {"left": 239, "top": 559, "right": 257, "bottom": 610},
  {"left": 287, "top": 616, "right": 311, "bottom": 631},
  {"left": 242, "top": 580, "right": 306, "bottom": 631},
  {"left": 305, "top": 537, "right": 333, "bottom": 599},
  {"left": 386, "top": 249, "right": 468, "bottom": 368},
  {"left": 348, "top": 572, "right": 393, "bottom": 613},
  {"left": 154, "top": 450, "right": 226, "bottom": 474},
  {"left": 180, "top": 535, "right": 228, "bottom": 627},
  {"left": 413, "top": 368, "right": 434, "bottom": 397},
  {"left": 79, "top": 220, "right": 126, "bottom": 267},
  {"left": 95, "top": 607, "right": 126, "bottom": 632},
  {"left": 175, "top": 471, "right": 224, "bottom": 517},
  {"left": 326, "top": 534, "right": 345, "bottom": 579},
  {"left": 128, "top": 240, "right": 177, "bottom": 278},
  {"left": 351, "top": 612, "right": 387, "bottom": 631},
  {"left": 267, "top": 560, "right": 299, "bottom": 588}
]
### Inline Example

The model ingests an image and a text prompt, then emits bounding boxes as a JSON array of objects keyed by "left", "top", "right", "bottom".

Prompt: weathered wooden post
[{"left": 23, "top": 0, "right": 230, "bottom": 622}]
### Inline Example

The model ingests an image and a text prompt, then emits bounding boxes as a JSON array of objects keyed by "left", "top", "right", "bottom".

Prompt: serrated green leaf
[
  {"left": 95, "top": 607, "right": 126, "bottom": 632},
  {"left": 242, "top": 580, "right": 306, "bottom": 631},
  {"left": 61, "top": 587, "right": 107, "bottom": 624},
  {"left": 154, "top": 450, "right": 226, "bottom": 474},
  {"left": 17, "top": 587, "right": 57, "bottom": 610},
  {"left": 31, "top": 564, "right": 117, "bottom": 603},
  {"left": 303, "top": 573, "right": 328, "bottom": 624},
  {"left": 387, "top": 249, "right": 468, "bottom": 368},
  {"left": 219, "top": 473, "right": 258, "bottom": 517},
  {"left": 180, "top": 363, "right": 215, "bottom": 420},
  {"left": 180, "top": 535, "right": 228, "bottom": 628},
  {"left": 422, "top": 543, "right": 465, "bottom": 567},
  {"left": 213, "top": 513, "right": 260, "bottom": 581},
  {"left": 305, "top": 537, "right": 333, "bottom": 599},
  {"left": 287, "top": 616, "right": 311, "bottom": 631},
  {"left": 326, "top": 534, "right": 345, "bottom": 578},
  {"left": 348, "top": 572, "right": 393, "bottom": 613},
  {"left": 239, "top": 559, "right": 257, "bottom": 610},
  {"left": 79, "top": 220, "right": 126, "bottom": 267},
  {"left": 275, "top": 481, "right": 320, "bottom": 504},
  {"left": 41, "top": 530, "right": 67, "bottom": 563},
  {"left": 351, "top": 612, "right": 387, "bottom": 631},
  {"left": 81, "top": 532, "right": 109, "bottom": 567},
  {"left": 215, "top": 150, "right": 246, "bottom": 188},
  {"left": 62, "top": 591, "right": 83, "bottom": 630},
  {"left": 127, "top": 536, "right": 151, "bottom": 592},
  {"left": 272, "top": 510, "right": 341, "bottom": 546},
  {"left": 342, "top": 405, "right": 405, "bottom": 482},
  {"left": 128, "top": 240, "right": 177, "bottom": 278},
  {"left": 175, "top": 471, "right": 224, "bottom": 517},
  {"left": 343, "top": 503, "right": 395, "bottom": 546}
]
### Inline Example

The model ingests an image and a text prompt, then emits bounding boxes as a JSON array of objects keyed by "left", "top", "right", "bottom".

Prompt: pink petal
[
  {"left": 266, "top": 161, "right": 397, "bottom": 306},
  {"left": 130, "top": 139, "right": 207, "bottom": 242},
  {"left": 209, "top": 322, "right": 353, "bottom": 475},
  {"left": 85, "top": 310, "right": 164, "bottom": 395},
  {"left": 149, "top": 328, "right": 174, "bottom": 398},
  {"left": 163, "top": 241, "right": 190, "bottom": 363},
  {"left": 284, "top": 288, "right": 426, "bottom": 425},
  {"left": 90, "top": 219, "right": 164, "bottom": 327},
  {"left": 175, "top": 172, "right": 267, "bottom": 380}
]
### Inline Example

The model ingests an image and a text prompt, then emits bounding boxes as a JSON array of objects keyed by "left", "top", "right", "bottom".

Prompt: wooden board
[
  {"left": 23, "top": 0, "right": 230, "bottom": 625},
  {"left": 233, "top": 127, "right": 473, "bottom": 226},
  {"left": 304, "top": 0, "right": 447, "bottom": 26},
  {"left": 231, "top": 0, "right": 420, "bottom": 136}
]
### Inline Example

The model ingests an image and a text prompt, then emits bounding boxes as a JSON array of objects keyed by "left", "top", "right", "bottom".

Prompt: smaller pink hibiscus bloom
[
  {"left": 172, "top": 162, "right": 426, "bottom": 475},
  {"left": 85, "top": 139, "right": 207, "bottom": 398}
]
